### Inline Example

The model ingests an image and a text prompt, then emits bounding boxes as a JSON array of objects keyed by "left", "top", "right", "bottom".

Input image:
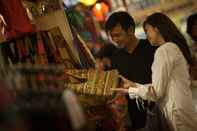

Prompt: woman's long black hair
[{"left": 143, "top": 12, "right": 193, "bottom": 66}]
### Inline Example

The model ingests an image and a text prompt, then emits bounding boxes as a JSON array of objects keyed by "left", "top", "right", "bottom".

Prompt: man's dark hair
[
  {"left": 187, "top": 13, "right": 197, "bottom": 40},
  {"left": 105, "top": 11, "right": 135, "bottom": 33}
]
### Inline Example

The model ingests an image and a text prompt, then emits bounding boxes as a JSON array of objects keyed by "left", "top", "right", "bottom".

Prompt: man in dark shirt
[{"left": 105, "top": 11, "right": 156, "bottom": 130}]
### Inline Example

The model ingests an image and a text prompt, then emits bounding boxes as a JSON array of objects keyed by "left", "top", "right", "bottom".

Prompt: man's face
[{"left": 109, "top": 24, "right": 131, "bottom": 49}]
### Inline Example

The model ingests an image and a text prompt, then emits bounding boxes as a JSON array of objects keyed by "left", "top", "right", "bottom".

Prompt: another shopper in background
[
  {"left": 187, "top": 13, "right": 197, "bottom": 80},
  {"left": 113, "top": 12, "right": 197, "bottom": 131},
  {"left": 187, "top": 13, "right": 197, "bottom": 45},
  {"left": 105, "top": 11, "right": 157, "bottom": 130}
]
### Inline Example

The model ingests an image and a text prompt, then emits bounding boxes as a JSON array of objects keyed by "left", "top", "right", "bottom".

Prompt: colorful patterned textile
[
  {"left": 78, "top": 92, "right": 128, "bottom": 131},
  {"left": 0, "top": 27, "right": 82, "bottom": 68},
  {"left": 66, "top": 69, "right": 119, "bottom": 96},
  {"left": 107, "top": 93, "right": 128, "bottom": 131},
  {"left": 48, "top": 27, "right": 80, "bottom": 68},
  {"left": 35, "top": 32, "right": 48, "bottom": 65}
]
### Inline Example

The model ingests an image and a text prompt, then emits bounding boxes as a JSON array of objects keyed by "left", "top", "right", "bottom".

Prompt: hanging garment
[
  {"left": 71, "top": 26, "right": 96, "bottom": 69},
  {"left": 24, "top": 36, "right": 34, "bottom": 63},
  {"left": 16, "top": 38, "right": 27, "bottom": 63},
  {"left": 1, "top": 41, "right": 19, "bottom": 64},
  {"left": 0, "top": 0, "right": 34, "bottom": 39},
  {"left": 35, "top": 32, "right": 48, "bottom": 65},
  {"left": 47, "top": 31, "right": 62, "bottom": 64},
  {"left": 29, "top": 33, "right": 37, "bottom": 64},
  {"left": 49, "top": 27, "right": 80, "bottom": 68},
  {"left": 40, "top": 31, "right": 56, "bottom": 64}
]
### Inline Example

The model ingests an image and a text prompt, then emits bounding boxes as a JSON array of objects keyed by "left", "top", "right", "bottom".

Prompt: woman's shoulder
[
  {"left": 157, "top": 42, "right": 180, "bottom": 53},
  {"left": 155, "top": 42, "right": 181, "bottom": 60},
  {"left": 160, "top": 42, "right": 178, "bottom": 49}
]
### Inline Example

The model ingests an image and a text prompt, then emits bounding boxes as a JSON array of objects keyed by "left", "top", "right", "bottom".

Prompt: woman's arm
[{"left": 113, "top": 43, "right": 176, "bottom": 102}]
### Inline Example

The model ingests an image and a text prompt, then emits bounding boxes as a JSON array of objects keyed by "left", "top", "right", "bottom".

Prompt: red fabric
[
  {"left": 0, "top": 0, "right": 34, "bottom": 39},
  {"left": 37, "top": 39, "right": 46, "bottom": 55},
  {"left": 108, "top": 94, "right": 128, "bottom": 131}
]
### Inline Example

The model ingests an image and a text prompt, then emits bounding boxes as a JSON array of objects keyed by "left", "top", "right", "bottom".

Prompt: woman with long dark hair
[{"left": 113, "top": 12, "right": 197, "bottom": 131}]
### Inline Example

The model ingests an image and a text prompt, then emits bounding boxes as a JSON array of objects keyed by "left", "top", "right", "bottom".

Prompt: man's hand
[{"left": 119, "top": 75, "right": 136, "bottom": 88}]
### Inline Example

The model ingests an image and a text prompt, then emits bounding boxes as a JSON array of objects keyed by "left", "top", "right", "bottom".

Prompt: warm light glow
[
  {"left": 80, "top": 0, "right": 97, "bottom": 6},
  {"left": 92, "top": 2, "right": 109, "bottom": 22},
  {"left": 63, "top": 0, "right": 80, "bottom": 7},
  {"left": 95, "top": 3, "right": 101, "bottom": 11}
]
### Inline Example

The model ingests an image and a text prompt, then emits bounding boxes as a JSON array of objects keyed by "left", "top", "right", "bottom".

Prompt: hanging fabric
[
  {"left": 49, "top": 27, "right": 80, "bottom": 68},
  {"left": 1, "top": 42, "right": 18, "bottom": 64},
  {"left": 40, "top": 31, "right": 56, "bottom": 64},
  {"left": 0, "top": 0, "right": 34, "bottom": 39},
  {"left": 71, "top": 26, "right": 96, "bottom": 69},
  {"left": 24, "top": 36, "right": 33, "bottom": 63},
  {"left": 35, "top": 32, "right": 48, "bottom": 65},
  {"left": 16, "top": 38, "right": 26, "bottom": 63},
  {"left": 29, "top": 33, "right": 37, "bottom": 64},
  {"left": 47, "top": 30, "right": 62, "bottom": 64}
]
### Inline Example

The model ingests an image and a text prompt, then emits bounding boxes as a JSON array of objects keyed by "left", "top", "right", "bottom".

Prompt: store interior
[{"left": 0, "top": 0, "right": 197, "bottom": 131}]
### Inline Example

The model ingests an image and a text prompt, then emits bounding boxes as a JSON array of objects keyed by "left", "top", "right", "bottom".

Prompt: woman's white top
[{"left": 129, "top": 42, "right": 197, "bottom": 131}]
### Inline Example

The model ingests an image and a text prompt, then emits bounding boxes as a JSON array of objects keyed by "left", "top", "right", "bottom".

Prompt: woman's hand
[
  {"left": 111, "top": 76, "right": 137, "bottom": 94},
  {"left": 95, "top": 58, "right": 105, "bottom": 71},
  {"left": 111, "top": 88, "right": 128, "bottom": 94}
]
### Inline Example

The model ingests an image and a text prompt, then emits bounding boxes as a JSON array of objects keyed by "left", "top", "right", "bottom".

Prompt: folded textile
[{"left": 66, "top": 69, "right": 119, "bottom": 96}]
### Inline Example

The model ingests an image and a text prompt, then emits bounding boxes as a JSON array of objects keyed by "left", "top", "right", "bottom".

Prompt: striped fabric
[{"left": 66, "top": 69, "right": 119, "bottom": 96}]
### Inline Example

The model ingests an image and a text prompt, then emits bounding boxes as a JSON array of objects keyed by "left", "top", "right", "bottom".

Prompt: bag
[{"left": 145, "top": 104, "right": 174, "bottom": 131}]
